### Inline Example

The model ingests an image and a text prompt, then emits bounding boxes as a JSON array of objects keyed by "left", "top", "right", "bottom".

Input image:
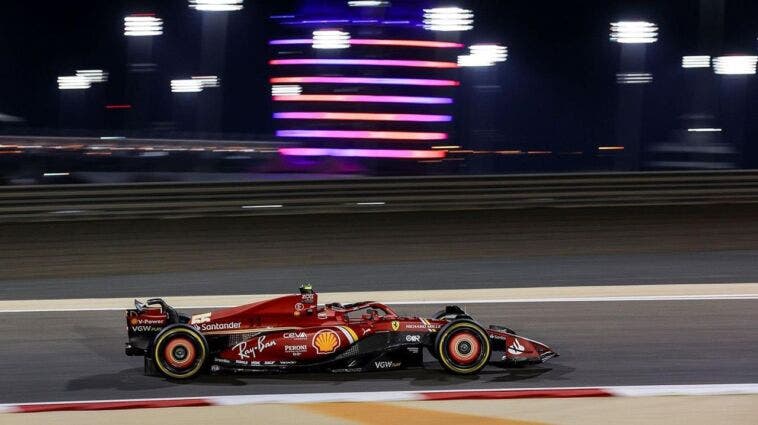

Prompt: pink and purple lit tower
[{"left": 268, "top": 2, "right": 473, "bottom": 167}]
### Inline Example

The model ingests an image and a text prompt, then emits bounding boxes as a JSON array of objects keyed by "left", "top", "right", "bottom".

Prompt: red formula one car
[{"left": 125, "top": 286, "right": 558, "bottom": 379}]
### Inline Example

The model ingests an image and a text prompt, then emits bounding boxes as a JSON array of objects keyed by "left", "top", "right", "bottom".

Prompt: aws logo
[{"left": 312, "top": 330, "right": 341, "bottom": 354}]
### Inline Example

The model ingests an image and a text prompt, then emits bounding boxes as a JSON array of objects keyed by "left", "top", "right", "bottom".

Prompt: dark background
[{"left": 0, "top": 0, "right": 757, "bottom": 172}]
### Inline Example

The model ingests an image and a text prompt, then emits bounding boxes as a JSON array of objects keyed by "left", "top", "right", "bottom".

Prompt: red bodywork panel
[
  {"left": 126, "top": 291, "right": 558, "bottom": 369},
  {"left": 178, "top": 292, "right": 550, "bottom": 365}
]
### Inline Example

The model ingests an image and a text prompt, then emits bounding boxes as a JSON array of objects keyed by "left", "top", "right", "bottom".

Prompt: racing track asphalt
[
  {"left": 3, "top": 205, "right": 758, "bottom": 300},
  {"left": 1, "top": 299, "right": 756, "bottom": 404}
]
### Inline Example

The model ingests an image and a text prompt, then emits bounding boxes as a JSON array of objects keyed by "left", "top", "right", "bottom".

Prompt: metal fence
[{"left": 1, "top": 170, "right": 758, "bottom": 222}]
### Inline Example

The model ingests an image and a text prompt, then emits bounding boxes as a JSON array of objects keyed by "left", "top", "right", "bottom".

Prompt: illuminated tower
[{"left": 268, "top": 2, "right": 472, "bottom": 169}]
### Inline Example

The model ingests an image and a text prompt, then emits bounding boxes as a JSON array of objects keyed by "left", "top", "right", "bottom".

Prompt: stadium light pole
[
  {"left": 610, "top": 20, "right": 658, "bottom": 171},
  {"left": 189, "top": 1, "right": 243, "bottom": 134},
  {"left": 648, "top": 0, "right": 730, "bottom": 171},
  {"left": 422, "top": 7, "right": 474, "bottom": 168},
  {"left": 714, "top": 55, "right": 757, "bottom": 167},
  {"left": 457, "top": 44, "right": 509, "bottom": 173},
  {"left": 124, "top": 14, "right": 163, "bottom": 133}
]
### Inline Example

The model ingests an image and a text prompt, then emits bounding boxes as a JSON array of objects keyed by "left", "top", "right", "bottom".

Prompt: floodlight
[
  {"left": 76, "top": 70, "right": 109, "bottom": 83},
  {"left": 189, "top": 0, "right": 244, "bottom": 12},
  {"left": 192, "top": 75, "right": 221, "bottom": 88},
  {"left": 616, "top": 72, "right": 653, "bottom": 84},
  {"left": 312, "top": 30, "right": 351, "bottom": 49},
  {"left": 171, "top": 79, "right": 203, "bottom": 93},
  {"left": 271, "top": 85, "right": 303, "bottom": 96},
  {"left": 682, "top": 56, "right": 711, "bottom": 69},
  {"left": 58, "top": 76, "right": 91, "bottom": 90},
  {"left": 712, "top": 56, "right": 757, "bottom": 75},
  {"left": 124, "top": 15, "right": 163, "bottom": 37},
  {"left": 610, "top": 21, "right": 658, "bottom": 44},
  {"left": 458, "top": 44, "right": 508, "bottom": 67},
  {"left": 347, "top": 1, "right": 389, "bottom": 6},
  {"left": 423, "top": 7, "right": 473, "bottom": 32}
]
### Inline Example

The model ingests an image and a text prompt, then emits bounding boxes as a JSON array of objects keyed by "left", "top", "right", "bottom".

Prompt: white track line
[
  {"left": 1, "top": 284, "right": 757, "bottom": 313},
  {"left": 2, "top": 384, "right": 757, "bottom": 412}
]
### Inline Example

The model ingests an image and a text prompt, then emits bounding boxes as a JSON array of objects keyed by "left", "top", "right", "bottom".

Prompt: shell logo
[
  {"left": 312, "top": 330, "right": 341, "bottom": 354},
  {"left": 130, "top": 317, "right": 138, "bottom": 326}
]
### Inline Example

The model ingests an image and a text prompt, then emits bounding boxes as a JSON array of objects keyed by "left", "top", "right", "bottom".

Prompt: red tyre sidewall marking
[
  {"left": 447, "top": 332, "right": 480, "bottom": 364},
  {"left": 163, "top": 337, "right": 196, "bottom": 369}
]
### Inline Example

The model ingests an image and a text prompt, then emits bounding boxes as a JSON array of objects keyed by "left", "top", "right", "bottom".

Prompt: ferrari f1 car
[{"left": 125, "top": 286, "right": 558, "bottom": 379}]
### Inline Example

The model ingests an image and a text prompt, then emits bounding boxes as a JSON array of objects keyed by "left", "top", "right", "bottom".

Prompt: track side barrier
[{"left": 1, "top": 171, "right": 758, "bottom": 222}]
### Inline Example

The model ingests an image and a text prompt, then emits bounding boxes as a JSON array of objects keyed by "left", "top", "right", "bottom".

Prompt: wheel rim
[
  {"left": 447, "top": 331, "right": 482, "bottom": 365},
  {"left": 163, "top": 337, "right": 196, "bottom": 369}
]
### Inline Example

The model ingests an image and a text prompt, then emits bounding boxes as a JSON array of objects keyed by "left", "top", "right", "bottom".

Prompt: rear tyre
[
  {"left": 152, "top": 325, "right": 208, "bottom": 380},
  {"left": 435, "top": 320, "right": 491, "bottom": 375}
]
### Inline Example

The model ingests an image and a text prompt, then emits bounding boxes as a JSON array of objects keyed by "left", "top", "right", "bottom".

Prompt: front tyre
[
  {"left": 435, "top": 320, "right": 491, "bottom": 375},
  {"left": 152, "top": 325, "right": 208, "bottom": 380}
]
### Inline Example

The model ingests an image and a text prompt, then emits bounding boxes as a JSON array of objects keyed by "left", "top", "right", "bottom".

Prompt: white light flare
[
  {"left": 682, "top": 55, "right": 711, "bottom": 69},
  {"left": 124, "top": 15, "right": 163, "bottom": 37},
  {"left": 458, "top": 44, "right": 508, "bottom": 67},
  {"left": 171, "top": 79, "right": 204, "bottom": 93},
  {"left": 271, "top": 85, "right": 303, "bottom": 96},
  {"left": 76, "top": 70, "right": 109, "bottom": 83},
  {"left": 58, "top": 76, "right": 91, "bottom": 90},
  {"left": 712, "top": 56, "right": 758, "bottom": 75},
  {"left": 687, "top": 128, "right": 722, "bottom": 133},
  {"left": 189, "top": 0, "right": 244, "bottom": 11},
  {"left": 610, "top": 21, "right": 658, "bottom": 44},
  {"left": 347, "top": 1, "right": 389, "bottom": 6},
  {"left": 192, "top": 75, "right": 221, "bottom": 88},
  {"left": 616, "top": 72, "right": 653, "bottom": 84},
  {"left": 423, "top": 7, "right": 474, "bottom": 32},
  {"left": 312, "top": 30, "right": 351, "bottom": 49}
]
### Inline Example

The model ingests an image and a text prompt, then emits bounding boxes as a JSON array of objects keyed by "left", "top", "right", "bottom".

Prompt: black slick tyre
[
  {"left": 435, "top": 320, "right": 491, "bottom": 375},
  {"left": 151, "top": 325, "right": 208, "bottom": 380}
]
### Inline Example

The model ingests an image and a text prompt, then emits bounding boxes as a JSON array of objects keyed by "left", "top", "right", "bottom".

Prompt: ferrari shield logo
[{"left": 391, "top": 321, "right": 400, "bottom": 331}]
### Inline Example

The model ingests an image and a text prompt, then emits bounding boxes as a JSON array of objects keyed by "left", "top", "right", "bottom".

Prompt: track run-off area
[{"left": 1, "top": 205, "right": 757, "bottom": 424}]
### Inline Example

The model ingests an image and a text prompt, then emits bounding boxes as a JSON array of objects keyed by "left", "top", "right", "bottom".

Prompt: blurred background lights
[
  {"left": 75, "top": 70, "right": 108, "bottom": 83},
  {"left": 347, "top": 0, "right": 389, "bottom": 6},
  {"left": 682, "top": 55, "right": 711, "bottom": 69},
  {"left": 192, "top": 75, "right": 220, "bottom": 88},
  {"left": 312, "top": 30, "right": 351, "bottom": 49},
  {"left": 271, "top": 85, "right": 303, "bottom": 96},
  {"left": 616, "top": 72, "right": 653, "bottom": 84},
  {"left": 423, "top": 7, "right": 474, "bottom": 32},
  {"left": 712, "top": 56, "right": 758, "bottom": 75},
  {"left": 171, "top": 79, "right": 204, "bottom": 93},
  {"left": 57, "top": 76, "right": 91, "bottom": 90},
  {"left": 458, "top": 44, "right": 508, "bottom": 67},
  {"left": 189, "top": 0, "right": 244, "bottom": 12},
  {"left": 171, "top": 76, "right": 221, "bottom": 93},
  {"left": 610, "top": 21, "right": 658, "bottom": 44},
  {"left": 124, "top": 15, "right": 163, "bottom": 37}
]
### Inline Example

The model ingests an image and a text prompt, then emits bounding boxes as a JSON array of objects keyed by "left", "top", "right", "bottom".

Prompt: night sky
[{"left": 1, "top": 0, "right": 757, "bottom": 163}]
